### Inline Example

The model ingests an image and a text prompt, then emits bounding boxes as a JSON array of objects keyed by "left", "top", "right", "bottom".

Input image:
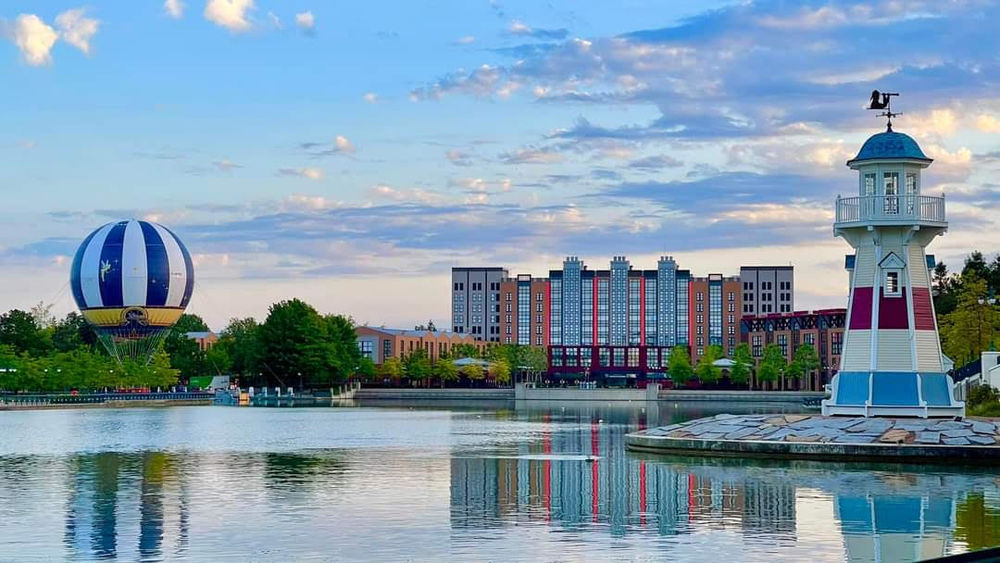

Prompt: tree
[
  {"left": 379, "top": 357, "right": 404, "bottom": 380},
  {"left": 695, "top": 345, "right": 723, "bottom": 385},
  {"left": 434, "top": 359, "right": 458, "bottom": 386},
  {"left": 357, "top": 357, "right": 376, "bottom": 380},
  {"left": 0, "top": 309, "right": 52, "bottom": 356},
  {"left": 216, "top": 318, "right": 260, "bottom": 382},
  {"left": 258, "top": 299, "right": 329, "bottom": 389},
  {"left": 489, "top": 359, "right": 511, "bottom": 385},
  {"left": 933, "top": 261, "right": 959, "bottom": 315},
  {"left": 404, "top": 348, "right": 432, "bottom": 383},
  {"left": 963, "top": 251, "right": 990, "bottom": 281},
  {"left": 758, "top": 345, "right": 786, "bottom": 386},
  {"left": 29, "top": 302, "right": 56, "bottom": 329},
  {"left": 460, "top": 363, "right": 484, "bottom": 381},
  {"left": 730, "top": 343, "right": 752, "bottom": 387},
  {"left": 450, "top": 343, "right": 481, "bottom": 359},
  {"left": 667, "top": 346, "right": 693, "bottom": 387},
  {"left": 939, "top": 276, "right": 1000, "bottom": 365},
  {"left": 323, "top": 314, "right": 361, "bottom": 384},
  {"left": 164, "top": 314, "right": 210, "bottom": 381},
  {"left": 788, "top": 344, "right": 820, "bottom": 382},
  {"left": 51, "top": 312, "right": 98, "bottom": 352}
]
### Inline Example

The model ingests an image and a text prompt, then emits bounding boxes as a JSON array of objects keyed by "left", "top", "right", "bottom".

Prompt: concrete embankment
[
  {"left": 355, "top": 386, "right": 825, "bottom": 404},
  {"left": 1, "top": 398, "right": 212, "bottom": 410},
  {"left": 354, "top": 388, "right": 514, "bottom": 401}
]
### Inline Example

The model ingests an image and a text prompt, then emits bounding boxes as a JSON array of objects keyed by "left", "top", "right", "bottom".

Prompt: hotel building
[
  {"left": 499, "top": 274, "right": 550, "bottom": 347},
  {"left": 688, "top": 274, "right": 743, "bottom": 360},
  {"left": 546, "top": 256, "right": 692, "bottom": 379},
  {"left": 739, "top": 266, "right": 794, "bottom": 315},
  {"left": 451, "top": 267, "right": 508, "bottom": 342},
  {"left": 356, "top": 326, "right": 487, "bottom": 366}
]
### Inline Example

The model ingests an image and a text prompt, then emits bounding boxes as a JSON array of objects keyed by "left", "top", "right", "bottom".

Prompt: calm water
[{"left": 0, "top": 402, "right": 998, "bottom": 562}]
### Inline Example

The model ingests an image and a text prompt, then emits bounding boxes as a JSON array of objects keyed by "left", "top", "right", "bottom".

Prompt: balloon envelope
[{"left": 70, "top": 220, "right": 194, "bottom": 363}]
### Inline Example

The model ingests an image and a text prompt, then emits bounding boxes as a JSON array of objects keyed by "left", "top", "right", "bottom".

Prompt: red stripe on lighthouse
[
  {"left": 878, "top": 287, "right": 909, "bottom": 329},
  {"left": 912, "top": 287, "right": 936, "bottom": 330},
  {"left": 849, "top": 287, "right": 873, "bottom": 330}
]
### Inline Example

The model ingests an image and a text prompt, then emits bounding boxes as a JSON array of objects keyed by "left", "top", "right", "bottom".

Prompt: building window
[
  {"left": 613, "top": 348, "right": 625, "bottom": 367},
  {"left": 885, "top": 271, "right": 900, "bottom": 296},
  {"left": 831, "top": 332, "right": 843, "bottom": 355},
  {"left": 696, "top": 303, "right": 703, "bottom": 312},
  {"left": 728, "top": 292, "right": 735, "bottom": 302},
  {"left": 729, "top": 303, "right": 735, "bottom": 312},
  {"left": 752, "top": 335, "right": 762, "bottom": 358},
  {"left": 599, "top": 348, "right": 610, "bottom": 367},
  {"left": 696, "top": 348, "right": 703, "bottom": 357},
  {"left": 627, "top": 348, "right": 639, "bottom": 367},
  {"left": 697, "top": 292, "right": 704, "bottom": 302}
]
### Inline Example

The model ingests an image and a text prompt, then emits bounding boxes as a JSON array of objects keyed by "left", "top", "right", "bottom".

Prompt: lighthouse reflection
[{"left": 450, "top": 405, "right": 999, "bottom": 562}]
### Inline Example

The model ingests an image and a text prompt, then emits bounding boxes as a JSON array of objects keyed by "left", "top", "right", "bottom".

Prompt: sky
[{"left": 2, "top": 0, "right": 999, "bottom": 331}]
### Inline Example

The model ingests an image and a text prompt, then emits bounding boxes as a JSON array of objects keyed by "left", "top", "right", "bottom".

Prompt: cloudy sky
[{"left": 2, "top": 0, "right": 999, "bottom": 331}]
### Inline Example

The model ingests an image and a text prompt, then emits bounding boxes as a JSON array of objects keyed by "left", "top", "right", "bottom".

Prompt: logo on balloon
[{"left": 120, "top": 307, "right": 150, "bottom": 327}]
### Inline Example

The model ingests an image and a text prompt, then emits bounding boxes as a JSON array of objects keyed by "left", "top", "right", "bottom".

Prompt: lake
[{"left": 0, "top": 402, "right": 997, "bottom": 561}]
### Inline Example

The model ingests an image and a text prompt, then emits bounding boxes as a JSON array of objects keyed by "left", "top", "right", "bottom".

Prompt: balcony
[{"left": 834, "top": 194, "right": 946, "bottom": 229}]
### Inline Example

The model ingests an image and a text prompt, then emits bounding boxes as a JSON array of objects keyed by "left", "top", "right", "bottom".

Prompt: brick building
[
  {"left": 499, "top": 274, "right": 550, "bottom": 347},
  {"left": 355, "top": 327, "right": 487, "bottom": 366},
  {"left": 688, "top": 274, "right": 742, "bottom": 361},
  {"left": 740, "top": 309, "right": 846, "bottom": 391}
]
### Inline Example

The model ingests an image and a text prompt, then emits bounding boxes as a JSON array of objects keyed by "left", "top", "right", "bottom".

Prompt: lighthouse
[{"left": 822, "top": 103, "right": 964, "bottom": 417}]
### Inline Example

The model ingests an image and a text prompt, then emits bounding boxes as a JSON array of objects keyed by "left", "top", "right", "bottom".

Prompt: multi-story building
[
  {"left": 451, "top": 267, "right": 508, "bottom": 342},
  {"left": 547, "top": 256, "right": 691, "bottom": 380},
  {"left": 499, "top": 274, "right": 550, "bottom": 347},
  {"left": 356, "top": 326, "right": 487, "bottom": 366},
  {"left": 740, "top": 308, "right": 846, "bottom": 391},
  {"left": 689, "top": 274, "right": 742, "bottom": 361},
  {"left": 740, "top": 266, "right": 794, "bottom": 315}
]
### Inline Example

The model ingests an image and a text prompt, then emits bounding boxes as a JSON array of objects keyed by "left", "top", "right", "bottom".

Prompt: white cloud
[
  {"left": 267, "top": 12, "right": 282, "bottom": 29},
  {"left": 335, "top": 135, "right": 355, "bottom": 153},
  {"left": 204, "top": 0, "right": 254, "bottom": 33},
  {"left": 212, "top": 159, "right": 242, "bottom": 172},
  {"left": 295, "top": 11, "right": 315, "bottom": 32},
  {"left": 976, "top": 114, "right": 1000, "bottom": 133},
  {"left": 500, "top": 147, "right": 563, "bottom": 164},
  {"left": 55, "top": 9, "right": 100, "bottom": 55},
  {"left": 446, "top": 149, "right": 472, "bottom": 166},
  {"left": 164, "top": 0, "right": 185, "bottom": 19},
  {"left": 508, "top": 20, "right": 531, "bottom": 34},
  {"left": 456, "top": 35, "right": 475, "bottom": 44},
  {"left": 368, "top": 184, "right": 443, "bottom": 204},
  {"left": 278, "top": 167, "right": 325, "bottom": 180},
  {"left": 8, "top": 14, "right": 59, "bottom": 66},
  {"left": 363, "top": 92, "right": 378, "bottom": 104}
]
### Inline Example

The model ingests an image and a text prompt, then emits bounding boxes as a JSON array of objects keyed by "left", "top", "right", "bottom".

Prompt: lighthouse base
[{"left": 821, "top": 371, "right": 966, "bottom": 418}]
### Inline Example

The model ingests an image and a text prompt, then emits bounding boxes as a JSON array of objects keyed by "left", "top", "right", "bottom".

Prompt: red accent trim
[
  {"left": 593, "top": 279, "right": 598, "bottom": 344},
  {"left": 912, "top": 287, "right": 936, "bottom": 330},
  {"left": 849, "top": 287, "right": 873, "bottom": 330},
  {"left": 543, "top": 415, "right": 551, "bottom": 520},
  {"left": 878, "top": 286, "right": 909, "bottom": 329},
  {"left": 639, "top": 462, "right": 647, "bottom": 525},
  {"left": 592, "top": 422, "right": 599, "bottom": 522},
  {"left": 639, "top": 277, "right": 646, "bottom": 345}
]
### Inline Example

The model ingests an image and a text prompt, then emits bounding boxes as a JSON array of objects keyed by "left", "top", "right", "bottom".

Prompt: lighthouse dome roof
[{"left": 848, "top": 130, "right": 931, "bottom": 166}]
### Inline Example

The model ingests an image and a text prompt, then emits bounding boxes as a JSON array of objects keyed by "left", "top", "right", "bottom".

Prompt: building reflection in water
[
  {"left": 63, "top": 452, "right": 189, "bottom": 560},
  {"left": 451, "top": 404, "right": 999, "bottom": 561}
]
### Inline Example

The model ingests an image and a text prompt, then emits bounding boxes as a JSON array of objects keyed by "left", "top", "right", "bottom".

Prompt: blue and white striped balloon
[{"left": 70, "top": 220, "right": 194, "bottom": 330}]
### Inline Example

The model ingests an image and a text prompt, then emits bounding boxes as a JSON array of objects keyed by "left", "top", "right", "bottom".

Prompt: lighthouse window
[
  {"left": 905, "top": 173, "right": 917, "bottom": 194},
  {"left": 885, "top": 271, "right": 900, "bottom": 296},
  {"left": 864, "top": 173, "right": 876, "bottom": 196}
]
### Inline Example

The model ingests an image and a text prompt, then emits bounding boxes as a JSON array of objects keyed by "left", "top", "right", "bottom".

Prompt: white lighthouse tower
[{"left": 822, "top": 105, "right": 964, "bottom": 417}]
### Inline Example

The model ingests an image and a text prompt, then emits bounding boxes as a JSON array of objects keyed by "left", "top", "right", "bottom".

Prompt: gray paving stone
[
  {"left": 894, "top": 421, "right": 933, "bottom": 432},
  {"left": 848, "top": 419, "right": 893, "bottom": 434},
  {"left": 916, "top": 432, "right": 941, "bottom": 444},
  {"left": 695, "top": 433, "right": 725, "bottom": 440},
  {"left": 942, "top": 437, "right": 971, "bottom": 445},
  {"left": 970, "top": 421, "right": 996, "bottom": 434},
  {"left": 934, "top": 421, "right": 969, "bottom": 430},
  {"left": 968, "top": 435, "right": 997, "bottom": 445},
  {"left": 941, "top": 429, "right": 975, "bottom": 438}
]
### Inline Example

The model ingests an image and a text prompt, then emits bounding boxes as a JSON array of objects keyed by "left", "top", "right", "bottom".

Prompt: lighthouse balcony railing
[{"left": 835, "top": 194, "right": 945, "bottom": 225}]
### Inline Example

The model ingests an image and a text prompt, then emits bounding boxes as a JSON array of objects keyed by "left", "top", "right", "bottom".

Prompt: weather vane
[{"left": 867, "top": 90, "right": 900, "bottom": 131}]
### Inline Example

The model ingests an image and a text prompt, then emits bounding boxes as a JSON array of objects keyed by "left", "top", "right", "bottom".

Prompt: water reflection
[
  {"left": 450, "top": 403, "right": 1000, "bottom": 561},
  {"left": 0, "top": 405, "right": 996, "bottom": 561}
]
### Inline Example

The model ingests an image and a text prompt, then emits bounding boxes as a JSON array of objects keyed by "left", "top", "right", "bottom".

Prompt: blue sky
[{"left": 2, "top": 0, "right": 999, "bottom": 330}]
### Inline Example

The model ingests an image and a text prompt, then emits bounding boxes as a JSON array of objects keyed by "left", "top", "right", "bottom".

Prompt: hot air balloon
[{"left": 69, "top": 220, "right": 194, "bottom": 364}]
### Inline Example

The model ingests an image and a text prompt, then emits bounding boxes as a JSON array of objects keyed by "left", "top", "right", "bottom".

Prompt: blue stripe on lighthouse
[
  {"left": 98, "top": 221, "right": 127, "bottom": 308},
  {"left": 140, "top": 221, "right": 170, "bottom": 307},
  {"left": 70, "top": 227, "right": 99, "bottom": 310}
]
